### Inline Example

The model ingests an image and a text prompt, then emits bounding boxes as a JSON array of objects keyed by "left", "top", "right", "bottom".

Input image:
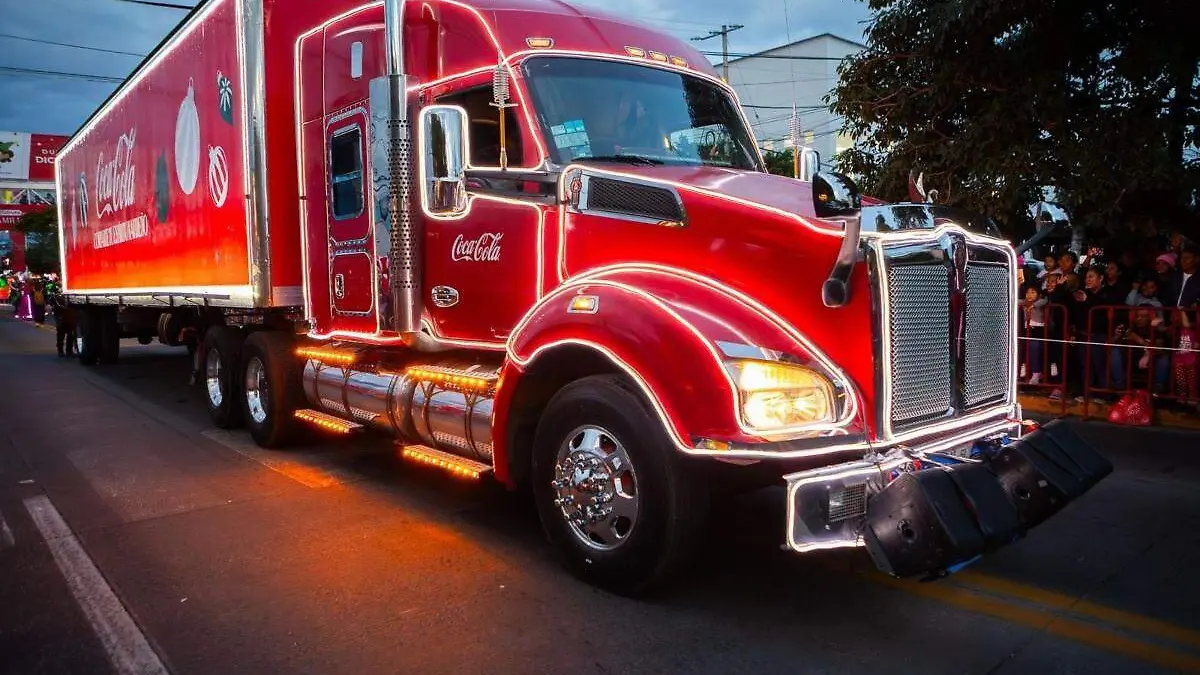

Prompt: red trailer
[{"left": 56, "top": 0, "right": 1110, "bottom": 594}]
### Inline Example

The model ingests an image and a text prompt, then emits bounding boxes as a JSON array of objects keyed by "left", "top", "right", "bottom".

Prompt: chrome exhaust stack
[{"left": 371, "top": 0, "right": 421, "bottom": 338}]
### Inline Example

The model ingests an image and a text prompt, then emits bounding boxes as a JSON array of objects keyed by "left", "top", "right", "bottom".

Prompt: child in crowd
[{"left": 1021, "top": 284, "right": 1050, "bottom": 384}]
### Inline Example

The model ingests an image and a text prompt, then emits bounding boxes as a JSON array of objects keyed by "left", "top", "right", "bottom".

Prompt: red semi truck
[{"left": 56, "top": 0, "right": 1109, "bottom": 594}]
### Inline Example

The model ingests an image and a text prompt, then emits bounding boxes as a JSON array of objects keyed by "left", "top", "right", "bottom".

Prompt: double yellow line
[{"left": 873, "top": 570, "right": 1200, "bottom": 671}]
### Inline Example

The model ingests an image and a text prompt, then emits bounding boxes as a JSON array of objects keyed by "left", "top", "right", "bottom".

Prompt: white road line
[
  {"left": 23, "top": 495, "right": 169, "bottom": 675},
  {"left": 0, "top": 512, "right": 14, "bottom": 550}
]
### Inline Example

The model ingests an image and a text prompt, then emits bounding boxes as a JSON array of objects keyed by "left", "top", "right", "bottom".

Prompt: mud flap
[{"left": 861, "top": 420, "right": 1110, "bottom": 578}]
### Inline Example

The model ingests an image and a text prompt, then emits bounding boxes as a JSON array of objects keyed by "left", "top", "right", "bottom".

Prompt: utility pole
[{"left": 691, "top": 24, "right": 744, "bottom": 82}]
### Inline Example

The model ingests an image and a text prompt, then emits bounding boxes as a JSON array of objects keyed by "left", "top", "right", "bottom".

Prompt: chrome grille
[
  {"left": 964, "top": 265, "right": 1012, "bottom": 407},
  {"left": 887, "top": 264, "right": 952, "bottom": 427}
]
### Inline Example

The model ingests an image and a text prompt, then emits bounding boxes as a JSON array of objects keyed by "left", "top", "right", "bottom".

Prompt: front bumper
[{"left": 784, "top": 418, "right": 1112, "bottom": 578}]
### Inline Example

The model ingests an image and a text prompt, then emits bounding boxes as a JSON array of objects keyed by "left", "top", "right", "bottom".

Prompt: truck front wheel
[
  {"left": 241, "top": 331, "right": 304, "bottom": 448},
  {"left": 202, "top": 326, "right": 245, "bottom": 429},
  {"left": 531, "top": 375, "right": 709, "bottom": 596}
]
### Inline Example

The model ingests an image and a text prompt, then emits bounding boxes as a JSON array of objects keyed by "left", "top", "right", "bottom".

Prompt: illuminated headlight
[{"left": 725, "top": 359, "right": 835, "bottom": 430}]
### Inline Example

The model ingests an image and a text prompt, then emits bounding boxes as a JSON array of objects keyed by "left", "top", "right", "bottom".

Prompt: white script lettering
[
  {"left": 95, "top": 128, "right": 138, "bottom": 218},
  {"left": 451, "top": 232, "right": 503, "bottom": 262}
]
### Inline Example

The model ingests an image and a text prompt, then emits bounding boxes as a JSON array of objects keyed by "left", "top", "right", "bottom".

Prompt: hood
[{"left": 581, "top": 164, "right": 886, "bottom": 225}]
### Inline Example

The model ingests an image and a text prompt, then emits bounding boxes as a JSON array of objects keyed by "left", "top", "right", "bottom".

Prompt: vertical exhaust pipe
[{"left": 375, "top": 0, "right": 421, "bottom": 337}]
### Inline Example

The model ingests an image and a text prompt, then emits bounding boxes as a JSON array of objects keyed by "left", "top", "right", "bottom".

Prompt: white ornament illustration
[
  {"left": 207, "top": 145, "right": 229, "bottom": 207},
  {"left": 74, "top": 173, "right": 88, "bottom": 246},
  {"left": 175, "top": 80, "right": 201, "bottom": 195}
]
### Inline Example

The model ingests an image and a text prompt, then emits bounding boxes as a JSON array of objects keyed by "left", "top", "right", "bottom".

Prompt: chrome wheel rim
[
  {"left": 205, "top": 348, "right": 223, "bottom": 407},
  {"left": 244, "top": 356, "right": 267, "bottom": 424},
  {"left": 551, "top": 425, "right": 639, "bottom": 551}
]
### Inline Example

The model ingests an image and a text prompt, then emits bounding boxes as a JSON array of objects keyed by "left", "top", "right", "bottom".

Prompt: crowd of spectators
[{"left": 1018, "top": 232, "right": 1199, "bottom": 410}]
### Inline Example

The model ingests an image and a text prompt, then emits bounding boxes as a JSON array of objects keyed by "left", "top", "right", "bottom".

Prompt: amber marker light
[
  {"left": 669, "top": 56, "right": 688, "bottom": 67},
  {"left": 295, "top": 346, "right": 357, "bottom": 366},
  {"left": 526, "top": 37, "right": 554, "bottom": 49},
  {"left": 647, "top": 51, "right": 668, "bottom": 62},
  {"left": 567, "top": 295, "right": 599, "bottom": 314},
  {"left": 624, "top": 46, "right": 647, "bottom": 58},
  {"left": 294, "top": 410, "right": 356, "bottom": 434},
  {"left": 400, "top": 446, "right": 482, "bottom": 480},
  {"left": 406, "top": 367, "right": 493, "bottom": 393}
]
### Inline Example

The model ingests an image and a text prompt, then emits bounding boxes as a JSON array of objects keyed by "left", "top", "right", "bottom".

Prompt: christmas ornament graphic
[
  {"left": 217, "top": 70, "right": 234, "bottom": 125},
  {"left": 175, "top": 80, "right": 201, "bottom": 195},
  {"left": 207, "top": 145, "right": 229, "bottom": 207}
]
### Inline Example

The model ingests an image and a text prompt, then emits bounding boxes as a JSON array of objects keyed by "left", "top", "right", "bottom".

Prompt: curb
[{"left": 1020, "top": 393, "right": 1200, "bottom": 432}]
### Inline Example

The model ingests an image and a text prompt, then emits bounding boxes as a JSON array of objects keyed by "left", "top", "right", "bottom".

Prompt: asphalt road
[{"left": 2, "top": 309, "right": 1200, "bottom": 675}]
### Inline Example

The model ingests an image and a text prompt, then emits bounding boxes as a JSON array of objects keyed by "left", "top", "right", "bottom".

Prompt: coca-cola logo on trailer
[
  {"left": 94, "top": 128, "right": 137, "bottom": 217},
  {"left": 451, "top": 232, "right": 503, "bottom": 262}
]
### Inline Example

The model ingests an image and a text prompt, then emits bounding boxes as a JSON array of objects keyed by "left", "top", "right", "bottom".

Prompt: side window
[
  {"left": 329, "top": 125, "right": 364, "bottom": 219},
  {"left": 436, "top": 86, "right": 524, "bottom": 166}
]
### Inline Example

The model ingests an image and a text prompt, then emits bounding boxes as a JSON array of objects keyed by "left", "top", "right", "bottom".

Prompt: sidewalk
[{"left": 1020, "top": 392, "right": 1200, "bottom": 431}]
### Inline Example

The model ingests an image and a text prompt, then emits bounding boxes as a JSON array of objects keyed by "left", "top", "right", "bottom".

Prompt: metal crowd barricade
[
  {"left": 1082, "top": 305, "right": 1199, "bottom": 417},
  {"left": 1018, "top": 302, "right": 1072, "bottom": 414}
]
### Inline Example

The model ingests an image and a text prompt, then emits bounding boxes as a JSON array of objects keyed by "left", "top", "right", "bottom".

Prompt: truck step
[
  {"left": 294, "top": 409, "right": 364, "bottom": 434},
  {"left": 399, "top": 444, "right": 492, "bottom": 480}
]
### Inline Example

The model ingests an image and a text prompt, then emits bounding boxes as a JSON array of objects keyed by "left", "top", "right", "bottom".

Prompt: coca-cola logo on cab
[
  {"left": 95, "top": 128, "right": 138, "bottom": 218},
  {"left": 451, "top": 232, "right": 503, "bottom": 262}
]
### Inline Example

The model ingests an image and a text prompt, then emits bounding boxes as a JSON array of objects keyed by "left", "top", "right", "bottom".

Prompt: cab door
[{"left": 324, "top": 108, "right": 377, "bottom": 333}]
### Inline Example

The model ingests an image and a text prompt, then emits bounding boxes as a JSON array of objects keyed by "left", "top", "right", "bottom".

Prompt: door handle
[{"left": 334, "top": 274, "right": 345, "bottom": 299}]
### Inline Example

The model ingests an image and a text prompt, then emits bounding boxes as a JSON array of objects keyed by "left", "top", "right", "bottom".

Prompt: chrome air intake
[{"left": 301, "top": 358, "right": 498, "bottom": 462}]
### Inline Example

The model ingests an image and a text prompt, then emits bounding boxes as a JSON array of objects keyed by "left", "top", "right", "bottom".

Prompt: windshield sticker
[{"left": 551, "top": 119, "right": 592, "bottom": 160}]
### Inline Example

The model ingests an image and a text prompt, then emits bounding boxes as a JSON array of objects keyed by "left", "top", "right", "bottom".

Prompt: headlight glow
[{"left": 726, "top": 359, "right": 836, "bottom": 430}]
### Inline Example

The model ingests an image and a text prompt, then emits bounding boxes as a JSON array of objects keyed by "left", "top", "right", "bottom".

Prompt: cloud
[{"left": 0, "top": 0, "right": 870, "bottom": 134}]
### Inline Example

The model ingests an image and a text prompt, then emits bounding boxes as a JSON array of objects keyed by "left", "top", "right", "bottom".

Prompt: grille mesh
[
  {"left": 887, "top": 264, "right": 952, "bottom": 427},
  {"left": 587, "top": 177, "right": 683, "bottom": 222},
  {"left": 828, "top": 483, "right": 867, "bottom": 523},
  {"left": 964, "top": 265, "right": 1012, "bottom": 407}
]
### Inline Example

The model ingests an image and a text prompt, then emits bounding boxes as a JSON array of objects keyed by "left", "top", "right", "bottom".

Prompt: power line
[
  {"left": 0, "top": 32, "right": 146, "bottom": 57},
  {"left": 109, "top": 0, "right": 194, "bottom": 8},
  {"left": 704, "top": 51, "right": 849, "bottom": 61},
  {"left": 0, "top": 65, "right": 124, "bottom": 83},
  {"left": 743, "top": 103, "right": 828, "bottom": 110}
]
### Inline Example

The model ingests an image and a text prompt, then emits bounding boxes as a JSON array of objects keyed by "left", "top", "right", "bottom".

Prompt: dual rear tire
[{"left": 201, "top": 327, "right": 304, "bottom": 448}]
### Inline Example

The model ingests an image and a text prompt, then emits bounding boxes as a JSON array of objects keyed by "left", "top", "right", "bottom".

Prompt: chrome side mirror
[
  {"left": 419, "top": 105, "right": 469, "bottom": 215},
  {"left": 799, "top": 147, "right": 821, "bottom": 182}
]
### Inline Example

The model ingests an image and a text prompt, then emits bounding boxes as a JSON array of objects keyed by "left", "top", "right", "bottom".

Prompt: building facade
[{"left": 725, "top": 34, "right": 864, "bottom": 169}]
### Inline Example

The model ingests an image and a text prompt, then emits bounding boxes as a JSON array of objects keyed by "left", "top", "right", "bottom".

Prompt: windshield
[{"left": 522, "top": 57, "right": 762, "bottom": 171}]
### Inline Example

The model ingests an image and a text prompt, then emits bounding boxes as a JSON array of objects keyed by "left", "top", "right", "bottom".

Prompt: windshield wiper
[{"left": 575, "top": 155, "right": 663, "bottom": 166}]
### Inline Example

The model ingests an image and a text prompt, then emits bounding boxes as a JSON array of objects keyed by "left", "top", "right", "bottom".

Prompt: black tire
[
  {"left": 202, "top": 325, "right": 246, "bottom": 429},
  {"left": 77, "top": 308, "right": 100, "bottom": 367},
  {"left": 531, "top": 374, "right": 709, "bottom": 596},
  {"left": 99, "top": 308, "right": 120, "bottom": 364},
  {"left": 241, "top": 331, "right": 305, "bottom": 448}
]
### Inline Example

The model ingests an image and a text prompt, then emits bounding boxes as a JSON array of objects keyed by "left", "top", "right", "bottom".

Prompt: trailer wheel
[
  {"left": 241, "top": 331, "right": 305, "bottom": 448},
  {"left": 531, "top": 374, "right": 709, "bottom": 596},
  {"left": 99, "top": 308, "right": 121, "bottom": 364},
  {"left": 202, "top": 325, "right": 246, "bottom": 429},
  {"left": 77, "top": 308, "right": 100, "bottom": 367}
]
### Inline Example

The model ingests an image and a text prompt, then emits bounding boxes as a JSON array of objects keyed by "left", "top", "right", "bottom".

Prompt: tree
[
  {"left": 831, "top": 0, "right": 1199, "bottom": 243},
  {"left": 12, "top": 207, "right": 61, "bottom": 274},
  {"left": 762, "top": 149, "right": 798, "bottom": 178}
]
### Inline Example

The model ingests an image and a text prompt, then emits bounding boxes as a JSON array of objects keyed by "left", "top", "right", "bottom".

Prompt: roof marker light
[
  {"left": 526, "top": 37, "right": 554, "bottom": 49},
  {"left": 624, "top": 46, "right": 647, "bottom": 58}
]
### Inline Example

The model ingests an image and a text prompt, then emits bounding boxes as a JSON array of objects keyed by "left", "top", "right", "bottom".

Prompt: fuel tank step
[
  {"left": 399, "top": 444, "right": 492, "bottom": 480},
  {"left": 294, "top": 409, "right": 364, "bottom": 434}
]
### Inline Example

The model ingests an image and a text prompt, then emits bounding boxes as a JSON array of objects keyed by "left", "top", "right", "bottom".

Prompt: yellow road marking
[
  {"left": 871, "top": 573, "right": 1200, "bottom": 672},
  {"left": 953, "top": 571, "right": 1200, "bottom": 651}
]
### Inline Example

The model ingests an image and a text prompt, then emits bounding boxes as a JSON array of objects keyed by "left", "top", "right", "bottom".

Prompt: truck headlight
[{"left": 725, "top": 359, "right": 836, "bottom": 430}]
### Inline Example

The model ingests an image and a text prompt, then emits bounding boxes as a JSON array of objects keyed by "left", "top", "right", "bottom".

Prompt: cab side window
[
  {"left": 436, "top": 86, "right": 524, "bottom": 167},
  {"left": 329, "top": 125, "right": 364, "bottom": 219}
]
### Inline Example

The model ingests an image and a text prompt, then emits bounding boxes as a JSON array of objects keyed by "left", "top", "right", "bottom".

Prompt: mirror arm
[
  {"left": 822, "top": 214, "right": 862, "bottom": 308},
  {"left": 1014, "top": 221, "right": 1064, "bottom": 257}
]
